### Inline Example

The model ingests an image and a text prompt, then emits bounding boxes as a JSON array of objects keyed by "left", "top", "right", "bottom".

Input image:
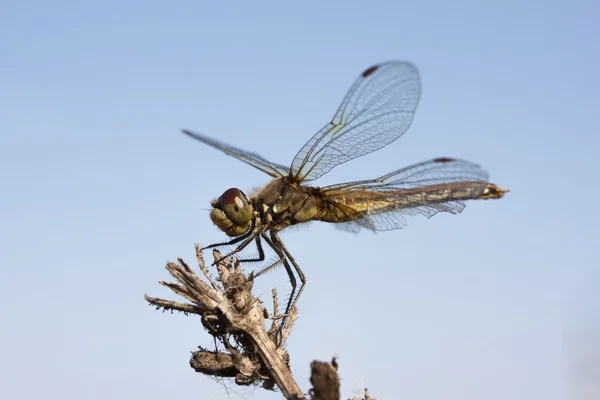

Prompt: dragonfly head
[{"left": 210, "top": 188, "right": 253, "bottom": 237}]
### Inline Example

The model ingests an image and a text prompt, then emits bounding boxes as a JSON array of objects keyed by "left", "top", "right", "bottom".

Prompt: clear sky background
[{"left": 1, "top": 1, "right": 599, "bottom": 399}]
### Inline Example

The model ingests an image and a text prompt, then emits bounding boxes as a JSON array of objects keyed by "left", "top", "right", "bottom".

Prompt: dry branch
[
  {"left": 145, "top": 244, "right": 374, "bottom": 400},
  {"left": 145, "top": 244, "right": 304, "bottom": 398}
]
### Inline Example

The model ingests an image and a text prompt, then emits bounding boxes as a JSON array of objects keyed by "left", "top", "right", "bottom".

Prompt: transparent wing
[
  {"left": 321, "top": 158, "right": 490, "bottom": 232},
  {"left": 290, "top": 61, "right": 421, "bottom": 182},
  {"left": 182, "top": 129, "right": 288, "bottom": 178}
]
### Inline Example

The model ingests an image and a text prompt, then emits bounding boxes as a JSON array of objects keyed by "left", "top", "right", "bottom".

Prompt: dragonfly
[{"left": 183, "top": 61, "right": 508, "bottom": 320}]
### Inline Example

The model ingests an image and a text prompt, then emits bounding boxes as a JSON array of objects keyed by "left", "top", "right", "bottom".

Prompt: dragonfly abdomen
[
  {"left": 398, "top": 182, "right": 506, "bottom": 205},
  {"left": 317, "top": 181, "right": 507, "bottom": 224}
]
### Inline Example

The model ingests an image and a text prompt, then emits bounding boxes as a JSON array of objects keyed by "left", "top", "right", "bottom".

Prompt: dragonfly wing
[
  {"left": 182, "top": 129, "right": 288, "bottom": 178},
  {"left": 336, "top": 201, "right": 469, "bottom": 232},
  {"left": 322, "top": 158, "right": 490, "bottom": 232},
  {"left": 290, "top": 61, "right": 421, "bottom": 182}
]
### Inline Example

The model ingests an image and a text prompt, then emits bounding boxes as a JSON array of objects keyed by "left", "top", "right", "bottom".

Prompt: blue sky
[{"left": 1, "top": 1, "right": 599, "bottom": 399}]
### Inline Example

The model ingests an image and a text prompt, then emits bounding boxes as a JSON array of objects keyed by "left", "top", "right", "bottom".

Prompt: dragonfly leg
[
  {"left": 253, "top": 233, "right": 284, "bottom": 277},
  {"left": 204, "top": 226, "right": 255, "bottom": 250},
  {"left": 243, "top": 235, "right": 265, "bottom": 262},
  {"left": 255, "top": 233, "right": 297, "bottom": 317},
  {"left": 271, "top": 231, "right": 306, "bottom": 317},
  {"left": 221, "top": 235, "right": 266, "bottom": 263},
  {"left": 212, "top": 230, "right": 258, "bottom": 265}
]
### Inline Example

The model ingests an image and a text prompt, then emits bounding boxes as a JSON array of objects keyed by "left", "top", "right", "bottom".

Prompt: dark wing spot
[
  {"left": 434, "top": 157, "right": 454, "bottom": 163},
  {"left": 362, "top": 65, "right": 379, "bottom": 77}
]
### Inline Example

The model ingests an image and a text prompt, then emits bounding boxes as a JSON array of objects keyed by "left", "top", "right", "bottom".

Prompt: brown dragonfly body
[
  {"left": 183, "top": 61, "right": 508, "bottom": 320},
  {"left": 253, "top": 171, "right": 505, "bottom": 231}
]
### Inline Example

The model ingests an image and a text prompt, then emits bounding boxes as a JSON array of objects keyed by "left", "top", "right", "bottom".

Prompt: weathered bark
[{"left": 145, "top": 244, "right": 375, "bottom": 400}]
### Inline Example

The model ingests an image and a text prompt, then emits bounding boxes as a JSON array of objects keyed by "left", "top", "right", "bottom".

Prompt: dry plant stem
[
  {"left": 348, "top": 389, "right": 376, "bottom": 400},
  {"left": 309, "top": 359, "right": 340, "bottom": 400},
  {"left": 145, "top": 244, "right": 305, "bottom": 400},
  {"left": 309, "top": 358, "right": 376, "bottom": 400}
]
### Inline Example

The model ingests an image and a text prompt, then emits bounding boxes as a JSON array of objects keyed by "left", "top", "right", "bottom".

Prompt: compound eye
[{"left": 219, "top": 188, "right": 251, "bottom": 226}]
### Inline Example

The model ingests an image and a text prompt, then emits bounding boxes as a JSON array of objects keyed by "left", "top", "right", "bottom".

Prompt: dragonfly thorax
[{"left": 210, "top": 188, "right": 253, "bottom": 237}]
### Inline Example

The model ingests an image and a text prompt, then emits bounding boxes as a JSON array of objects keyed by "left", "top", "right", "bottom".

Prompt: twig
[
  {"left": 146, "top": 244, "right": 368, "bottom": 399},
  {"left": 145, "top": 244, "right": 304, "bottom": 399}
]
